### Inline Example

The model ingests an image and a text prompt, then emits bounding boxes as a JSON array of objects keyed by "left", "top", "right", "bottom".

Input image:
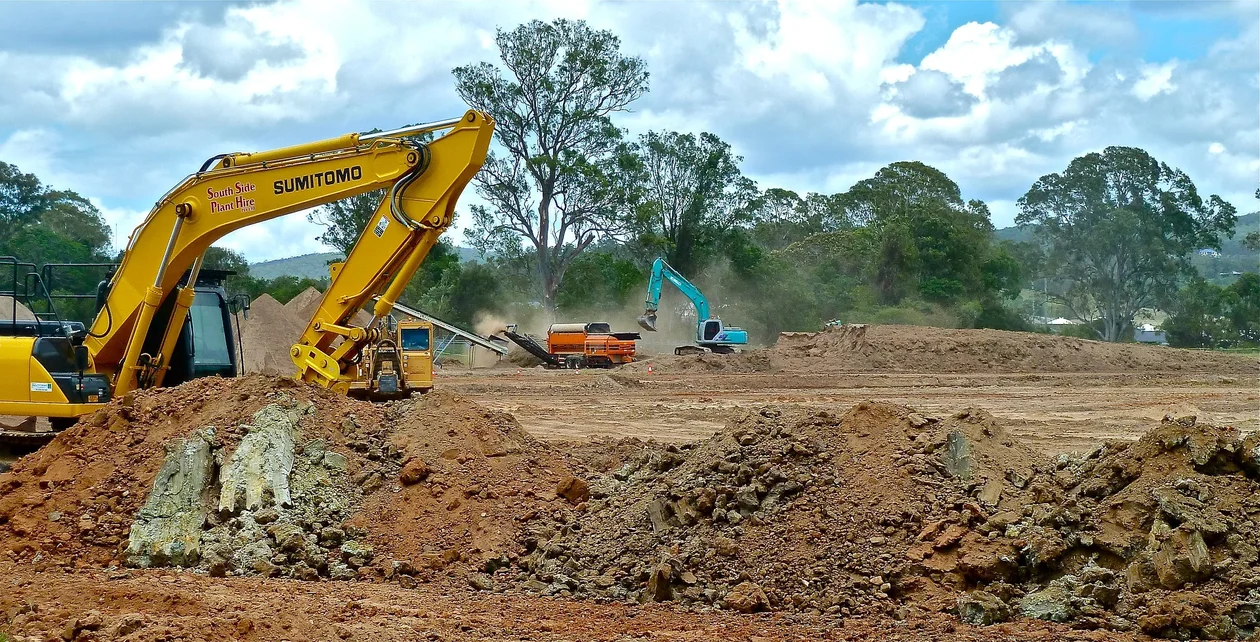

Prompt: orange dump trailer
[{"left": 546, "top": 322, "right": 638, "bottom": 368}]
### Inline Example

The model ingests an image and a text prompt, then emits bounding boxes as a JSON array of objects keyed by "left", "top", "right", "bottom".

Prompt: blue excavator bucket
[{"left": 636, "top": 311, "right": 657, "bottom": 332}]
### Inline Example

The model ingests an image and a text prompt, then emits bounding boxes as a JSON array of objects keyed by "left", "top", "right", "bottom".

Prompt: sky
[{"left": 0, "top": 0, "right": 1256, "bottom": 262}]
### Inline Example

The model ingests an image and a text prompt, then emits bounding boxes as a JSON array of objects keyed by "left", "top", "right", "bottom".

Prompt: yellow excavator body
[{"left": 0, "top": 110, "right": 493, "bottom": 427}]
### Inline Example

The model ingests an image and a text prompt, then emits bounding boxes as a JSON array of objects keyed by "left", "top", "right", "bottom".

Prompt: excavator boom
[
  {"left": 637, "top": 257, "right": 748, "bottom": 352},
  {"left": 0, "top": 110, "right": 493, "bottom": 423}
]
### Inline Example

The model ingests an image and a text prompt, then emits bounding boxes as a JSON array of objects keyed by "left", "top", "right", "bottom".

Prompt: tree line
[{"left": 2, "top": 18, "right": 1256, "bottom": 349}]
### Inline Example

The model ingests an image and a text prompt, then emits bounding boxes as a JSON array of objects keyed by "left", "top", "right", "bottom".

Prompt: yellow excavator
[
  {"left": 348, "top": 317, "right": 434, "bottom": 400},
  {"left": 0, "top": 110, "right": 493, "bottom": 428}
]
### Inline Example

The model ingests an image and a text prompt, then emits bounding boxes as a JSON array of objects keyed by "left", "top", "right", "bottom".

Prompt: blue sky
[{"left": 0, "top": 0, "right": 1255, "bottom": 261}]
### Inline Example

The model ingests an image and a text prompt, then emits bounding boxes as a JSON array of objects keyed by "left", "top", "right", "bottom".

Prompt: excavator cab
[{"left": 702, "top": 319, "right": 722, "bottom": 341}]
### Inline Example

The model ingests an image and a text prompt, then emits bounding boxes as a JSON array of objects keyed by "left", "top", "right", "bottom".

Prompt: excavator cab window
[
  {"left": 702, "top": 320, "right": 722, "bottom": 341},
  {"left": 400, "top": 327, "right": 430, "bottom": 351},
  {"left": 189, "top": 293, "right": 233, "bottom": 373}
]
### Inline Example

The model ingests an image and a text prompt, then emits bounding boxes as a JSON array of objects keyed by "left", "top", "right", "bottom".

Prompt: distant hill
[
  {"left": 249, "top": 252, "right": 341, "bottom": 281},
  {"left": 249, "top": 245, "right": 484, "bottom": 280},
  {"left": 455, "top": 245, "right": 483, "bottom": 263},
  {"left": 994, "top": 225, "right": 1034, "bottom": 244},
  {"left": 994, "top": 212, "right": 1259, "bottom": 283}
]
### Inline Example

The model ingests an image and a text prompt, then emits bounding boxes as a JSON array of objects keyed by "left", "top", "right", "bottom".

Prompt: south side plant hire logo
[{"left": 207, "top": 182, "right": 258, "bottom": 214}]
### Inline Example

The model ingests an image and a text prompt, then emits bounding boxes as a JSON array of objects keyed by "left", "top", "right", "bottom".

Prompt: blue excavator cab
[{"left": 636, "top": 258, "right": 748, "bottom": 354}]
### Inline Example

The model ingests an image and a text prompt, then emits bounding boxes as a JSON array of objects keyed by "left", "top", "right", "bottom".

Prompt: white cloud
[
  {"left": 1133, "top": 61, "right": 1177, "bottom": 100},
  {"left": 0, "top": 0, "right": 1256, "bottom": 263}
]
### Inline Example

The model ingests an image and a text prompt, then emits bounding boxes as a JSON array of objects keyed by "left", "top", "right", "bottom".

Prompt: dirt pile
[
  {"left": 0, "top": 376, "right": 376, "bottom": 571},
  {"left": 284, "top": 286, "right": 325, "bottom": 320},
  {"left": 510, "top": 402, "right": 1260, "bottom": 638},
  {"left": 629, "top": 324, "right": 1260, "bottom": 375},
  {"left": 239, "top": 294, "right": 308, "bottom": 374},
  {"left": 0, "top": 295, "right": 36, "bottom": 321},
  {"left": 348, "top": 390, "right": 578, "bottom": 586},
  {"left": 511, "top": 402, "right": 1040, "bottom": 612},
  {"left": 0, "top": 377, "right": 577, "bottom": 589}
]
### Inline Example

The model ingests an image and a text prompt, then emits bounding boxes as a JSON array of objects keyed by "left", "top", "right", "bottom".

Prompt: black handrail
[
  {"left": 1, "top": 256, "right": 67, "bottom": 337},
  {"left": 40, "top": 263, "right": 118, "bottom": 300}
]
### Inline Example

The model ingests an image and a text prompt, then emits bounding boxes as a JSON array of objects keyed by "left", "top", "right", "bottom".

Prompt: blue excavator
[{"left": 636, "top": 258, "right": 749, "bottom": 355}]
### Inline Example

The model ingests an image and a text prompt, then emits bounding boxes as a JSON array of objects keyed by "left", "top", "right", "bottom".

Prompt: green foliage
[
  {"left": 248, "top": 275, "right": 328, "bottom": 304},
  {"left": 1164, "top": 278, "right": 1232, "bottom": 348},
  {"left": 1017, "top": 146, "right": 1237, "bottom": 342},
  {"left": 307, "top": 190, "right": 383, "bottom": 257},
  {"left": 455, "top": 18, "right": 650, "bottom": 313},
  {"left": 0, "top": 161, "right": 48, "bottom": 252},
  {"left": 556, "top": 250, "right": 645, "bottom": 313},
  {"left": 399, "top": 240, "right": 501, "bottom": 326},
  {"left": 1163, "top": 274, "right": 1258, "bottom": 348},
  {"left": 1226, "top": 273, "right": 1260, "bottom": 345},
  {"left": 0, "top": 161, "right": 115, "bottom": 323},
  {"left": 632, "top": 130, "right": 755, "bottom": 275},
  {"left": 1245, "top": 231, "right": 1260, "bottom": 252}
]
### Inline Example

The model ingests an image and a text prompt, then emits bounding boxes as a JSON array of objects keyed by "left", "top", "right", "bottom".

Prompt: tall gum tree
[
  {"left": 632, "top": 130, "right": 754, "bottom": 276},
  {"left": 1017, "top": 146, "right": 1237, "bottom": 342},
  {"left": 454, "top": 19, "right": 649, "bottom": 314}
]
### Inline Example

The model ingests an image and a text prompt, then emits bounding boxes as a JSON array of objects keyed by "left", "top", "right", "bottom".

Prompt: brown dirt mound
[
  {"left": 349, "top": 390, "right": 576, "bottom": 578},
  {"left": 0, "top": 295, "right": 36, "bottom": 321},
  {"left": 240, "top": 294, "right": 309, "bottom": 375},
  {"left": 0, "top": 377, "right": 576, "bottom": 588},
  {"left": 636, "top": 324, "right": 1260, "bottom": 375},
  {"left": 284, "top": 286, "right": 325, "bottom": 321},
  {"left": 511, "top": 402, "right": 1260, "bottom": 638},
  {"left": 0, "top": 375, "right": 370, "bottom": 567},
  {"left": 513, "top": 402, "right": 1041, "bottom": 612},
  {"left": 623, "top": 351, "right": 771, "bottom": 374}
]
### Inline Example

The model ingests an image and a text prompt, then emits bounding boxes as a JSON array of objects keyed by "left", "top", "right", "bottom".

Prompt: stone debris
[
  {"left": 506, "top": 403, "right": 1260, "bottom": 639},
  {"left": 217, "top": 405, "right": 300, "bottom": 514},
  {"left": 123, "top": 399, "right": 390, "bottom": 580},
  {"left": 123, "top": 429, "right": 215, "bottom": 567}
]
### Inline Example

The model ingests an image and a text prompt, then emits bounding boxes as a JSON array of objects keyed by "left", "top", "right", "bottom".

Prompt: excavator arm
[
  {"left": 83, "top": 111, "right": 494, "bottom": 397},
  {"left": 636, "top": 258, "right": 712, "bottom": 333},
  {"left": 288, "top": 114, "right": 494, "bottom": 393}
]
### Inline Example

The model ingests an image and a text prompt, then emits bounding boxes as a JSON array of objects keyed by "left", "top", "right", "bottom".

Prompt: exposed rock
[
  {"left": 646, "top": 562, "right": 673, "bottom": 602},
  {"left": 942, "top": 430, "right": 973, "bottom": 480},
  {"left": 957, "top": 591, "right": 1010, "bottom": 625},
  {"left": 1019, "top": 578, "right": 1074, "bottom": 623},
  {"left": 977, "top": 477, "right": 1002, "bottom": 507},
  {"left": 646, "top": 499, "right": 672, "bottom": 532},
  {"left": 123, "top": 429, "right": 215, "bottom": 567},
  {"left": 555, "top": 476, "right": 590, "bottom": 504},
  {"left": 1152, "top": 529, "right": 1212, "bottom": 589},
  {"left": 218, "top": 405, "right": 301, "bottom": 514},
  {"left": 399, "top": 458, "right": 430, "bottom": 486},
  {"left": 725, "top": 581, "right": 769, "bottom": 613}
]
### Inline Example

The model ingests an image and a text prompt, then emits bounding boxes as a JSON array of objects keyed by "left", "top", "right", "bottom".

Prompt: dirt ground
[
  {"left": 444, "top": 369, "right": 1259, "bottom": 455},
  {"left": 0, "top": 564, "right": 1138, "bottom": 641},
  {"left": 3, "top": 325, "right": 1258, "bottom": 641}
]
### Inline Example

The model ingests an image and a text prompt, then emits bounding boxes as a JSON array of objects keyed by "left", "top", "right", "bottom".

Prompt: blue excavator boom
[{"left": 636, "top": 258, "right": 748, "bottom": 354}]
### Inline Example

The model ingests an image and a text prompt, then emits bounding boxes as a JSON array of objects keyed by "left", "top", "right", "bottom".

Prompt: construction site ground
[
  {"left": 450, "top": 369, "right": 1259, "bottom": 454},
  {"left": 3, "top": 325, "right": 1258, "bottom": 641}
]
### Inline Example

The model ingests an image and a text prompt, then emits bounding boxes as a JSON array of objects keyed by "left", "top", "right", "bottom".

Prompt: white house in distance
[
  {"left": 1133, "top": 323, "right": 1168, "bottom": 345},
  {"left": 1046, "top": 317, "right": 1081, "bottom": 333}
]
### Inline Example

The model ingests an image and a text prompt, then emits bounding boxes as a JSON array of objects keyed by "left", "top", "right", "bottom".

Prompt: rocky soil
[
  {"left": 0, "top": 376, "right": 574, "bottom": 588},
  {"left": 506, "top": 403, "right": 1260, "bottom": 639},
  {"left": 2, "top": 374, "right": 1259, "bottom": 639}
]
